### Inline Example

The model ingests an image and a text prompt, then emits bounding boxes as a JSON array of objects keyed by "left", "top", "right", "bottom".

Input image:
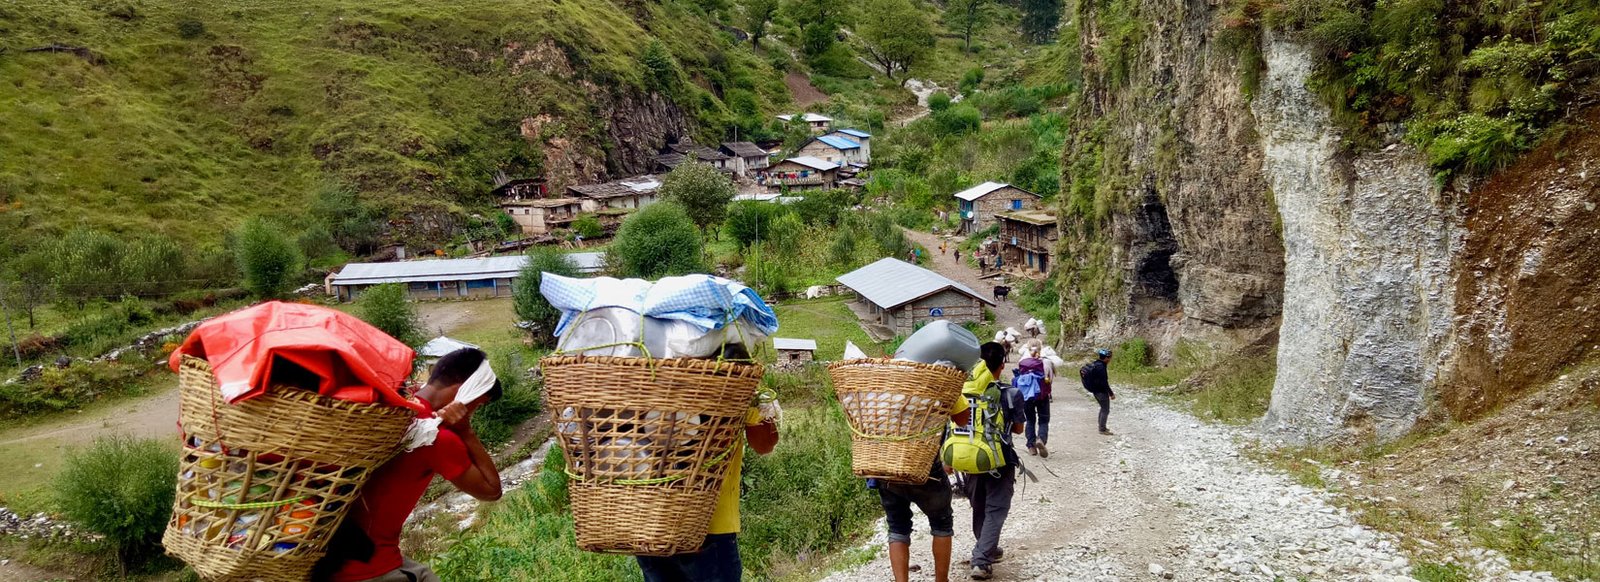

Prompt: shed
[
  {"left": 720, "top": 141, "right": 771, "bottom": 175},
  {"left": 330, "top": 256, "right": 528, "bottom": 301},
  {"left": 772, "top": 338, "right": 818, "bottom": 363},
  {"left": 776, "top": 113, "right": 833, "bottom": 134},
  {"left": 837, "top": 258, "right": 995, "bottom": 338},
  {"left": 995, "top": 209, "right": 1059, "bottom": 274},
  {"left": 953, "top": 182, "right": 1043, "bottom": 234}
]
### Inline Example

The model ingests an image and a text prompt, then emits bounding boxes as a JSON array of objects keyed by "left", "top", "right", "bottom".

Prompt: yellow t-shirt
[{"left": 708, "top": 407, "right": 764, "bottom": 534}]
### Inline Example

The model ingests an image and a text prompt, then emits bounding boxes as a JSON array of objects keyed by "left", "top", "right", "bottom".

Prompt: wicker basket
[
  {"left": 163, "top": 356, "right": 416, "bottom": 581},
  {"left": 541, "top": 355, "right": 762, "bottom": 556},
  {"left": 829, "top": 358, "right": 968, "bottom": 483}
]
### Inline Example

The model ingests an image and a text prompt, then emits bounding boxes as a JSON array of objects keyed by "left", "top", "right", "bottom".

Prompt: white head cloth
[{"left": 403, "top": 359, "right": 499, "bottom": 451}]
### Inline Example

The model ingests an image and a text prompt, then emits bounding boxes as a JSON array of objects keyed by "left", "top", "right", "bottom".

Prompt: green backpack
[{"left": 940, "top": 381, "right": 1008, "bottom": 474}]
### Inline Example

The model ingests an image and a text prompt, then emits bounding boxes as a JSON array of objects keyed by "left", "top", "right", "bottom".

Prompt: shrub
[
  {"left": 641, "top": 40, "right": 681, "bottom": 93},
  {"left": 297, "top": 224, "right": 340, "bottom": 262},
  {"left": 355, "top": 283, "right": 422, "bottom": 347},
  {"left": 176, "top": 18, "right": 206, "bottom": 39},
  {"left": 790, "top": 189, "right": 853, "bottom": 227},
  {"left": 928, "top": 91, "right": 953, "bottom": 112},
  {"left": 609, "top": 203, "right": 705, "bottom": 279},
  {"left": 56, "top": 437, "right": 177, "bottom": 572},
  {"left": 571, "top": 215, "right": 605, "bottom": 240},
  {"left": 1109, "top": 337, "right": 1153, "bottom": 372},
  {"left": 233, "top": 217, "right": 304, "bottom": 299},
  {"left": 933, "top": 104, "right": 982, "bottom": 135},
  {"left": 511, "top": 248, "right": 580, "bottom": 345},
  {"left": 1191, "top": 354, "right": 1276, "bottom": 423},
  {"left": 725, "top": 201, "right": 790, "bottom": 248},
  {"left": 959, "top": 67, "right": 985, "bottom": 93},
  {"left": 0, "top": 357, "right": 146, "bottom": 416}
]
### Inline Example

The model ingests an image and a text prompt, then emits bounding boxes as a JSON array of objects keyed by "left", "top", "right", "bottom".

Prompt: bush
[
  {"left": 790, "top": 189, "right": 854, "bottom": 227},
  {"left": 959, "top": 67, "right": 985, "bottom": 94},
  {"left": 233, "top": 217, "right": 304, "bottom": 299},
  {"left": 928, "top": 91, "right": 953, "bottom": 112},
  {"left": 297, "top": 224, "right": 340, "bottom": 262},
  {"left": 933, "top": 104, "right": 982, "bottom": 135},
  {"left": 355, "top": 283, "right": 422, "bottom": 346},
  {"left": 725, "top": 201, "right": 791, "bottom": 248},
  {"left": 609, "top": 203, "right": 705, "bottom": 279},
  {"left": 176, "top": 18, "right": 206, "bottom": 39},
  {"left": 1192, "top": 354, "right": 1276, "bottom": 423},
  {"left": 641, "top": 40, "right": 681, "bottom": 93},
  {"left": 572, "top": 215, "right": 605, "bottom": 240},
  {"left": 0, "top": 357, "right": 147, "bottom": 416},
  {"left": 1109, "top": 337, "right": 1153, "bottom": 372},
  {"left": 56, "top": 437, "right": 177, "bottom": 571},
  {"left": 511, "top": 248, "right": 580, "bottom": 345}
]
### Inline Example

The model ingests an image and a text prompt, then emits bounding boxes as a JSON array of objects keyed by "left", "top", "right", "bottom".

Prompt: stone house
[
  {"left": 763, "top": 156, "right": 838, "bottom": 191},
  {"left": 776, "top": 113, "right": 833, "bottom": 134},
  {"left": 825, "top": 128, "right": 871, "bottom": 163},
  {"left": 567, "top": 175, "right": 662, "bottom": 212},
  {"left": 796, "top": 135, "right": 865, "bottom": 166},
  {"left": 954, "top": 182, "right": 1043, "bottom": 234},
  {"left": 837, "top": 258, "right": 995, "bottom": 337},
  {"left": 500, "top": 197, "right": 584, "bottom": 235},
  {"left": 719, "top": 141, "right": 770, "bottom": 176},
  {"left": 996, "top": 209, "right": 1059, "bottom": 274},
  {"left": 772, "top": 338, "right": 817, "bottom": 364}
]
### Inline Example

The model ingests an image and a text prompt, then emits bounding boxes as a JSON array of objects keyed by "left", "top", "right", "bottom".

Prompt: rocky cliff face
[
  {"left": 1061, "top": 1, "right": 1599, "bottom": 443},
  {"left": 1064, "top": 0, "right": 1285, "bottom": 358},
  {"left": 1253, "top": 40, "right": 1458, "bottom": 442}
]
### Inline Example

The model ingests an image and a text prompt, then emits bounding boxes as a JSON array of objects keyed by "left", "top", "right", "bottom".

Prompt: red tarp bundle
[{"left": 168, "top": 301, "right": 425, "bottom": 413}]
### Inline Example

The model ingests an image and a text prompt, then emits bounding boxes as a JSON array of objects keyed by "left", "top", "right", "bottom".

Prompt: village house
[
  {"left": 719, "top": 141, "right": 770, "bottom": 176},
  {"left": 655, "top": 139, "right": 735, "bottom": 173},
  {"left": 330, "top": 252, "right": 605, "bottom": 301},
  {"left": 824, "top": 128, "right": 871, "bottom": 162},
  {"left": 796, "top": 135, "right": 866, "bottom": 166},
  {"left": 837, "top": 258, "right": 995, "bottom": 338},
  {"left": 776, "top": 112, "right": 833, "bottom": 134},
  {"left": 500, "top": 197, "right": 584, "bottom": 236},
  {"left": 953, "top": 181, "right": 1043, "bottom": 234},
  {"left": 772, "top": 338, "right": 818, "bottom": 364},
  {"left": 763, "top": 156, "right": 838, "bottom": 191},
  {"left": 490, "top": 176, "right": 549, "bottom": 200},
  {"left": 567, "top": 175, "right": 662, "bottom": 212},
  {"left": 995, "top": 209, "right": 1059, "bottom": 275}
]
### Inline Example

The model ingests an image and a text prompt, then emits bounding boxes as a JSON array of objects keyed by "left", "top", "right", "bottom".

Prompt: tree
[
  {"left": 745, "top": 0, "right": 779, "bottom": 48},
  {"left": 56, "top": 437, "right": 177, "bottom": 574},
  {"left": 355, "top": 283, "right": 423, "bottom": 346},
  {"left": 641, "top": 40, "right": 681, "bottom": 93},
  {"left": 1021, "top": 0, "right": 1063, "bottom": 43},
  {"left": 856, "top": 0, "right": 933, "bottom": 85},
  {"left": 233, "top": 217, "right": 305, "bottom": 299},
  {"left": 659, "top": 160, "right": 737, "bottom": 234},
  {"left": 786, "top": 0, "right": 850, "bottom": 58},
  {"left": 725, "top": 200, "right": 790, "bottom": 247},
  {"left": 609, "top": 202, "right": 705, "bottom": 279},
  {"left": 945, "top": 0, "right": 989, "bottom": 52},
  {"left": 309, "top": 185, "right": 383, "bottom": 256},
  {"left": 4, "top": 250, "right": 53, "bottom": 328},
  {"left": 512, "top": 248, "right": 581, "bottom": 346}
]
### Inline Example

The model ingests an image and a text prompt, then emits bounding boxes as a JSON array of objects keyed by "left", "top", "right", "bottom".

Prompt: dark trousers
[
  {"left": 1092, "top": 392, "right": 1111, "bottom": 431},
  {"left": 878, "top": 476, "right": 955, "bottom": 544},
  {"left": 962, "top": 465, "right": 1016, "bottom": 568},
  {"left": 636, "top": 533, "right": 741, "bottom": 582},
  {"left": 1023, "top": 398, "right": 1050, "bottom": 448}
]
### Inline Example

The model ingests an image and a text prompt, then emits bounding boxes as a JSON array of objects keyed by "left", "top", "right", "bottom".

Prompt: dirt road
[{"left": 903, "top": 229, "right": 1032, "bottom": 327}]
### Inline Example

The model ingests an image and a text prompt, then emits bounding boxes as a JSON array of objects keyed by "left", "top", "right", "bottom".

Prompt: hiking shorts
[{"left": 878, "top": 476, "right": 955, "bottom": 544}]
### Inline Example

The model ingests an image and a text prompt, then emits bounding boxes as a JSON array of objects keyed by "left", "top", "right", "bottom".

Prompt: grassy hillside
[{"left": 0, "top": 0, "right": 789, "bottom": 248}]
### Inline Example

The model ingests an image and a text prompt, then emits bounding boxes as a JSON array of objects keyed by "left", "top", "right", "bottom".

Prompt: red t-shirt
[{"left": 330, "top": 417, "right": 471, "bottom": 581}]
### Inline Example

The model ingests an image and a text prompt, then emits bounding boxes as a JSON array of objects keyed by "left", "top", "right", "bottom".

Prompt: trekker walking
[
  {"left": 635, "top": 402, "right": 780, "bottom": 581},
  {"left": 977, "top": 255, "right": 987, "bottom": 274},
  {"left": 1079, "top": 349, "right": 1115, "bottom": 436},
  {"left": 943, "top": 342, "right": 1024, "bottom": 580},
  {"left": 1014, "top": 346, "right": 1051, "bottom": 458},
  {"left": 872, "top": 402, "right": 971, "bottom": 582},
  {"left": 319, "top": 349, "right": 504, "bottom": 582}
]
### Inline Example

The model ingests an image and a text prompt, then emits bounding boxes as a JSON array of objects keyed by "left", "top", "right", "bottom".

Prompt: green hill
[{"left": 0, "top": 0, "right": 791, "bottom": 247}]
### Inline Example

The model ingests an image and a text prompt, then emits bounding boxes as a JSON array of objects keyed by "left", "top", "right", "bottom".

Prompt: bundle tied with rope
[
  {"left": 828, "top": 358, "right": 968, "bottom": 483},
  {"left": 538, "top": 273, "right": 777, "bottom": 556}
]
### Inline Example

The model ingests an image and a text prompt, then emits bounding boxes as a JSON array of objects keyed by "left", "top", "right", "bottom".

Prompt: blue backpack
[{"left": 1013, "top": 371, "right": 1045, "bottom": 401}]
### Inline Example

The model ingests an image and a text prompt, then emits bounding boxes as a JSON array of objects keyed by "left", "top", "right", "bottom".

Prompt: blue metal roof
[
  {"left": 835, "top": 128, "right": 871, "bottom": 138},
  {"left": 816, "top": 135, "right": 861, "bottom": 150}
]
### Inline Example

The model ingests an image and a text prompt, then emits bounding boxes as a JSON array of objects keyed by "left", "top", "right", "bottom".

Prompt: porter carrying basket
[
  {"left": 541, "top": 354, "right": 762, "bottom": 556},
  {"left": 829, "top": 358, "right": 968, "bottom": 483},
  {"left": 163, "top": 356, "right": 416, "bottom": 581}
]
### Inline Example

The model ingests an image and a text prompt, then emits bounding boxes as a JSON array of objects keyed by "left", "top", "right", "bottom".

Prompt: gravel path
[{"left": 822, "top": 390, "right": 1558, "bottom": 582}]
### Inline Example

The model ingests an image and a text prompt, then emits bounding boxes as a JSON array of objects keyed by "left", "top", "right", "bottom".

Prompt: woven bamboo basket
[
  {"left": 163, "top": 356, "right": 416, "bottom": 581},
  {"left": 829, "top": 358, "right": 968, "bottom": 483},
  {"left": 541, "top": 354, "right": 762, "bottom": 556}
]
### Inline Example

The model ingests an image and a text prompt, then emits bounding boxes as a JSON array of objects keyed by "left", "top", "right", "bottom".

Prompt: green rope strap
[
  {"left": 190, "top": 494, "right": 309, "bottom": 510},
  {"left": 843, "top": 418, "right": 948, "bottom": 443},
  {"left": 566, "top": 447, "right": 734, "bottom": 486}
]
